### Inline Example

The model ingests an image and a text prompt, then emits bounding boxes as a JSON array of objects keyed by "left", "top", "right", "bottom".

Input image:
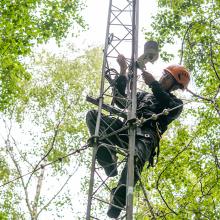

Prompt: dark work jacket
[{"left": 114, "top": 75, "right": 183, "bottom": 135}]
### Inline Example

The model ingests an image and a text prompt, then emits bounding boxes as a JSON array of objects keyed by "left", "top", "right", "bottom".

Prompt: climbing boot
[
  {"left": 96, "top": 144, "right": 118, "bottom": 177},
  {"left": 107, "top": 184, "right": 126, "bottom": 218}
]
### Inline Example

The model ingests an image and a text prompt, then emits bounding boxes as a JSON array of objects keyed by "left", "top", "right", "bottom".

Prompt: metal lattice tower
[{"left": 86, "top": 0, "right": 139, "bottom": 219}]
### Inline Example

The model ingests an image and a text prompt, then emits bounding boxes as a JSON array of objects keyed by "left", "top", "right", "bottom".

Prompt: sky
[
  {"left": 34, "top": 0, "right": 215, "bottom": 218},
  {"left": 42, "top": 0, "right": 165, "bottom": 74},
  {"left": 41, "top": 0, "right": 182, "bottom": 79},
  {"left": 34, "top": 1, "right": 196, "bottom": 219},
  {"left": 81, "top": 0, "right": 157, "bottom": 46},
  {"left": 61, "top": 1, "right": 158, "bottom": 219}
]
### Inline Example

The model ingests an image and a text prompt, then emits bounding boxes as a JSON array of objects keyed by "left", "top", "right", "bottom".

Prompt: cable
[{"left": 0, "top": 144, "right": 90, "bottom": 188}]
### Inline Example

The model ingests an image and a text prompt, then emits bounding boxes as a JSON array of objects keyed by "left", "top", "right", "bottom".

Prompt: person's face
[{"left": 159, "top": 71, "right": 183, "bottom": 91}]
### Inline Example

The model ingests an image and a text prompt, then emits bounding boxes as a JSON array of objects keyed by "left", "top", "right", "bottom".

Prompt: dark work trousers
[{"left": 86, "top": 109, "right": 157, "bottom": 188}]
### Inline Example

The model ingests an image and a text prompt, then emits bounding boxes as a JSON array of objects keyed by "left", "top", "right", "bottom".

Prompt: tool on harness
[
  {"left": 126, "top": 117, "right": 137, "bottom": 125},
  {"left": 155, "top": 122, "right": 162, "bottom": 139},
  {"left": 105, "top": 68, "right": 119, "bottom": 86}
]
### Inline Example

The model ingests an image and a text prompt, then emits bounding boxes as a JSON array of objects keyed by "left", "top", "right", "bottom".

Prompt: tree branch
[
  {"left": 10, "top": 134, "right": 35, "bottom": 169},
  {"left": 2, "top": 112, "right": 33, "bottom": 216},
  {"left": 209, "top": 44, "right": 220, "bottom": 81},
  {"left": 32, "top": 163, "right": 45, "bottom": 220},
  {"left": 36, "top": 170, "right": 77, "bottom": 218},
  {"left": 25, "top": 99, "right": 75, "bottom": 188},
  {"left": 137, "top": 169, "right": 156, "bottom": 219},
  {"left": 186, "top": 88, "right": 220, "bottom": 117},
  {"left": 209, "top": 20, "right": 220, "bottom": 81},
  {"left": 186, "top": 88, "right": 213, "bottom": 102},
  {"left": 5, "top": 141, "right": 33, "bottom": 216},
  {"left": 210, "top": 142, "right": 220, "bottom": 170},
  {"left": 213, "top": 85, "right": 220, "bottom": 117},
  {"left": 179, "top": 23, "right": 193, "bottom": 65},
  {"left": 214, "top": 85, "right": 220, "bottom": 99},
  {"left": 156, "top": 132, "right": 198, "bottom": 215},
  {"left": 0, "top": 144, "right": 89, "bottom": 188}
]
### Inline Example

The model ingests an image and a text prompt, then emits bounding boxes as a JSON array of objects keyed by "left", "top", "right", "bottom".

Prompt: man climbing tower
[{"left": 86, "top": 53, "right": 190, "bottom": 218}]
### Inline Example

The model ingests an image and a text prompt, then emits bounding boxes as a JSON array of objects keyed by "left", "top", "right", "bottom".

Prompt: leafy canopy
[
  {"left": 135, "top": 0, "right": 220, "bottom": 219},
  {"left": 0, "top": 46, "right": 102, "bottom": 219},
  {"left": 0, "top": 0, "right": 86, "bottom": 111}
]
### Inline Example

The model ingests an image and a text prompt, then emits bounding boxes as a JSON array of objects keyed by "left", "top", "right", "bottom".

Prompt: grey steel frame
[{"left": 86, "top": 0, "right": 139, "bottom": 219}]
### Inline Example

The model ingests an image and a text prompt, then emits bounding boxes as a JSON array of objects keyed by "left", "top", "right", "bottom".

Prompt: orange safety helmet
[{"left": 164, "top": 64, "right": 190, "bottom": 89}]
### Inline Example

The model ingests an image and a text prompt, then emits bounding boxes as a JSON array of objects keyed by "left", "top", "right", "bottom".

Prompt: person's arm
[
  {"left": 150, "top": 81, "right": 173, "bottom": 104},
  {"left": 142, "top": 70, "right": 173, "bottom": 105},
  {"left": 150, "top": 81, "right": 183, "bottom": 120},
  {"left": 113, "top": 75, "right": 128, "bottom": 109},
  {"left": 142, "top": 70, "right": 183, "bottom": 120},
  {"left": 162, "top": 96, "right": 183, "bottom": 124},
  {"left": 113, "top": 54, "right": 129, "bottom": 109}
]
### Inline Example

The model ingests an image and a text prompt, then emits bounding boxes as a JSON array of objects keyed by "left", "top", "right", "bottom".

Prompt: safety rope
[{"left": 99, "top": 101, "right": 192, "bottom": 141}]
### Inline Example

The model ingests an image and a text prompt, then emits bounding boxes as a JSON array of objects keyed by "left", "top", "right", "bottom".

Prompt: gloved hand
[{"left": 142, "top": 70, "right": 155, "bottom": 86}]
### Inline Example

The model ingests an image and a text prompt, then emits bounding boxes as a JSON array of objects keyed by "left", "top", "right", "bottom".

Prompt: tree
[
  {"left": 0, "top": 0, "right": 86, "bottom": 111},
  {"left": 0, "top": 47, "right": 102, "bottom": 219},
  {"left": 134, "top": 1, "right": 220, "bottom": 219}
]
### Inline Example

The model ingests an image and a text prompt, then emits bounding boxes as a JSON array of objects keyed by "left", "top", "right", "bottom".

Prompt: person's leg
[
  {"left": 86, "top": 109, "right": 127, "bottom": 147},
  {"left": 116, "top": 136, "right": 154, "bottom": 186},
  {"left": 107, "top": 136, "right": 155, "bottom": 218},
  {"left": 86, "top": 110, "right": 127, "bottom": 177}
]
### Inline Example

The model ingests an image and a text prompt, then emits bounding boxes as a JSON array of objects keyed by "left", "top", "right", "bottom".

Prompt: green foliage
[
  {"left": 135, "top": 124, "right": 220, "bottom": 219},
  {"left": 0, "top": 187, "right": 25, "bottom": 220},
  {"left": 0, "top": 0, "right": 86, "bottom": 111},
  {"left": 145, "top": 0, "right": 220, "bottom": 95},
  {"left": 136, "top": 0, "right": 220, "bottom": 219},
  {"left": 15, "top": 47, "right": 102, "bottom": 169},
  {"left": 0, "top": 158, "right": 10, "bottom": 183},
  {"left": 0, "top": 46, "right": 102, "bottom": 218}
]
